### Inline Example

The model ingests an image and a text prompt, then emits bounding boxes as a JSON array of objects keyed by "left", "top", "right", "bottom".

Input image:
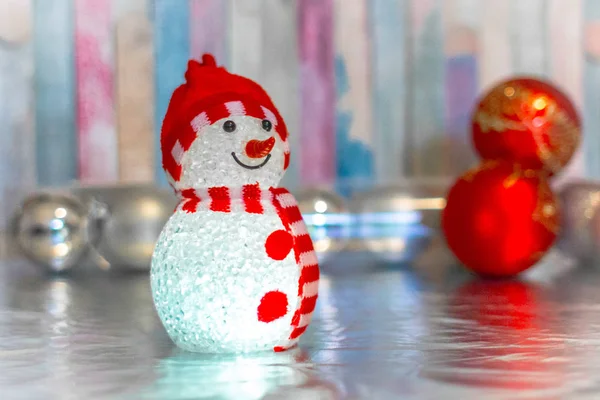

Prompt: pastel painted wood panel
[
  {"left": 509, "top": 0, "right": 549, "bottom": 76},
  {"left": 408, "top": 0, "right": 445, "bottom": 177},
  {"left": 334, "top": 0, "right": 373, "bottom": 190},
  {"left": 584, "top": 0, "right": 600, "bottom": 178},
  {"left": 548, "top": 0, "right": 584, "bottom": 183},
  {"left": 229, "top": 0, "right": 262, "bottom": 81},
  {"left": 371, "top": 0, "right": 408, "bottom": 181},
  {"left": 153, "top": 0, "right": 190, "bottom": 186},
  {"left": 0, "top": 0, "right": 35, "bottom": 230},
  {"left": 442, "top": 0, "right": 480, "bottom": 175},
  {"left": 115, "top": 0, "right": 154, "bottom": 183},
  {"left": 190, "top": 0, "right": 228, "bottom": 65},
  {"left": 33, "top": 0, "right": 76, "bottom": 186},
  {"left": 480, "top": 0, "right": 512, "bottom": 89},
  {"left": 258, "top": 0, "right": 300, "bottom": 191},
  {"left": 298, "top": 0, "right": 336, "bottom": 185},
  {"left": 75, "top": 0, "right": 118, "bottom": 183}
]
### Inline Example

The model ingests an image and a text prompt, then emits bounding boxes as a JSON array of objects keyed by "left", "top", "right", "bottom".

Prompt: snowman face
[{"left": 178, "top": 115, "right": 286, "bottom": 189}]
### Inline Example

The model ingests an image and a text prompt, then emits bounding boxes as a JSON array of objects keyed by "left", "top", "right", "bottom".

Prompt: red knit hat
[{"left": 161, "top": 54, "right": 290, "bottom": 183}]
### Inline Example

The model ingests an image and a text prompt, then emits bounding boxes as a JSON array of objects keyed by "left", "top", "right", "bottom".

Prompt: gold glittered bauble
[{"left": 472, "top": 77, "right": 581, "bottom": 176}]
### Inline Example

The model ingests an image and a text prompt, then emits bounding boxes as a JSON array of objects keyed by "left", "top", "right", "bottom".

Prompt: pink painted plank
[
  {"left": 190, "top": 0, "right": 227, "bottom": 64},
  {"left": 442, "top": 0, "right": 479, "bottom": 57},
  {"left": 412, "top": 0, "right": 435, "bottom": 31},
  {"left": 75, "top": 0, "right": 117, "bottom": 183},
  {"left": 298, "top": 0, "right": 336, "bottom": 185},
  {"left": 585, "top": 21, "right": 600, "bottom": 60},
  {"left": 548, "top": 0, "right": 584, "bottom": 184}
]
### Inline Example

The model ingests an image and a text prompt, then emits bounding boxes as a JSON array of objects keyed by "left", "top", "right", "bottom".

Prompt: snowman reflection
[{"left": 143, "top": 348, "right": 339, "bottom": 400}]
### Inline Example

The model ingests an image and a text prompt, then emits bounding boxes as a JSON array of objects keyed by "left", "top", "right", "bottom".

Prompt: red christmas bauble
[
  {"left": 472, "top": 77, "right": 581, "bottom": 175},
  {"left": 442, "top": 160, "right": 559, "bottom": 277}
]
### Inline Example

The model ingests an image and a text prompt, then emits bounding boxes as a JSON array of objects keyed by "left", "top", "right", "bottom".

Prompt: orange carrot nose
[{"left": 245, "top": 137, "right": 275, "bottom": 158}]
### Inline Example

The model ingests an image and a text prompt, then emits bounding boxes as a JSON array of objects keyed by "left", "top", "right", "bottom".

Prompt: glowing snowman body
[{"left": 151, "top": 55, "right": 318, "bottom": 353}]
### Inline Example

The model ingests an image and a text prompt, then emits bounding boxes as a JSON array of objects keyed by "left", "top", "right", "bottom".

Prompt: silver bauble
[
  {"left": 294, "top": 188, "right": 348, "bottom": 262},
  {"left": 12, "top": 193, "right": 90, "bottom": 272},
  {"left": 77, "top": 185, "right": 177, "bottom": 272},
  {"left": 587, "top": 195, "right": 600, "bottom": 262},
  {"left": 556, "top": 181, "right": 600, "bottom": 260},
  {"left": 349, "top": 180, "right": 449, "bottom": 264}
]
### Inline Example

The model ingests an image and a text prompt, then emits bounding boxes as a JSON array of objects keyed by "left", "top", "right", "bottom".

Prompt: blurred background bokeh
[{"left": 0, "top": 0, "right": 597, "bottom": 237}]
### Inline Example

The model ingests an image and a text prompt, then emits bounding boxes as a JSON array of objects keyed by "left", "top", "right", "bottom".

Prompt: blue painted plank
[
  {"left": 33, "top": 0, "right": 76, "bottom": 186},
  {"left": 371, "top": 0, "right": 408, "bottom": 181},
  {"left": 153, "top": 0, "right": 190, "bottom": 186},
  {"left": 584, "top": 61, "right": 600, "bottom": 178},
  {"left": 334, "top": 0, "right": 373, "bottom": 194},
  {"left": 0, "top": 1, "right": 35, "bottom": 231},
  {"left": 584, "top": 0, "right": 600, "bottom": 178},
  {"left": 335, "top": 57, "right": 374, "bottom": 194}
]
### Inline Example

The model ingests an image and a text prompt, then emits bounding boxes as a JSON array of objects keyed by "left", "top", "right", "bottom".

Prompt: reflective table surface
[{"left": 1, "top": 244, "right": 600, "bottom": 399}]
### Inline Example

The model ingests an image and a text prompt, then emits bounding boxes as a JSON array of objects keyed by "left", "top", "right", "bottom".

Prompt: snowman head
[{"left": 161, "top": 55, "right": 290, "bottom": 193}]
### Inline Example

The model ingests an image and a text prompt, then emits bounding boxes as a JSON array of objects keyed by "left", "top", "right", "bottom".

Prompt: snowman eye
[
  {"left": 223, "top": 120, "right": 236, "bottom": 133},
  {"left": 261, "top": 119, "right": 272, "bottom": 132}
]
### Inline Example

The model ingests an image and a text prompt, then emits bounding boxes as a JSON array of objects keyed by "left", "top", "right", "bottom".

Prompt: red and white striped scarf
[{"left": 175, "top": 183, "right": 319, "bottom": 351}]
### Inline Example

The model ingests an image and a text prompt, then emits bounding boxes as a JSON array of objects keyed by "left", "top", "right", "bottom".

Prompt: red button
[
  {"left": 257, "top": 290, "right": 288, "bottom": 323},
  {"left": 265, "top": 229, "right": 293, "bottom": 261}
]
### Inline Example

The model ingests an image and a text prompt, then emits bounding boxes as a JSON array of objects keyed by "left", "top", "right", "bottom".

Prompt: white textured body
[{"left": 151, "top": 203, "right": 300, "bottom": 353}]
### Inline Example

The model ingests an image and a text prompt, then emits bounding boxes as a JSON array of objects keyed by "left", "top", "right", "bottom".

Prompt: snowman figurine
[{"left": 151, "top": 54, "right": 319, "bottom": 353}]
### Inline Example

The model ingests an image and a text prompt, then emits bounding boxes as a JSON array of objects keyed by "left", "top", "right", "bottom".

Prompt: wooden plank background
[
  {"left": 409, "top": 0, "right": 445, "bottom": 177},
  {"left": 442, "top": 0, "right": 480, "bottom": 176},
  {"left": 298, "top": 0, "right": 336, "bottom": 186},
  {"left": 74, "top": 0, "right": 118, "bottom": 183},
  {"left": 257, "top": 0, "right": 300, "bottom": 190},
  {"left": 33, "top": 0, "right": 77, "bottom": 186},
  {"left": 334, "top": 0, "right": 373, "bottom": 190},
  {"left": 371, "top": 0, "right": 408, "bottom": 183},
  {"left": 549, "top": 0, "right": 584, "bottom": 185},
  {"left": 0, "top": 0, "right": 596, "bottom": 228},
  {"left": 153, "top": 0, "right": 190, "bottom": 186},
  {"left": 0, "top": 0, "right": 35, "bottom": 231},
  {"left": 584, "top": 0, "right": 600, "bottom": 179},
  {"left": 115, "top": 0, "right": 154, "bottom": 183},
  {"left": 190, "top": 0, "right": 228, "bottom": 64}
]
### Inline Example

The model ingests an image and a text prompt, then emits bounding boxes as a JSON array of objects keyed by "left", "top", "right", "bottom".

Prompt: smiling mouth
[{"left": 231, "top": 152, "right": 271, "bottom": 170}]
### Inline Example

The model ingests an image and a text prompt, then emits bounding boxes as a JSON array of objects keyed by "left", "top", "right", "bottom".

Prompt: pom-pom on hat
[{"left": 161, "top": 54, "right": 290, "bottom": 183}]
